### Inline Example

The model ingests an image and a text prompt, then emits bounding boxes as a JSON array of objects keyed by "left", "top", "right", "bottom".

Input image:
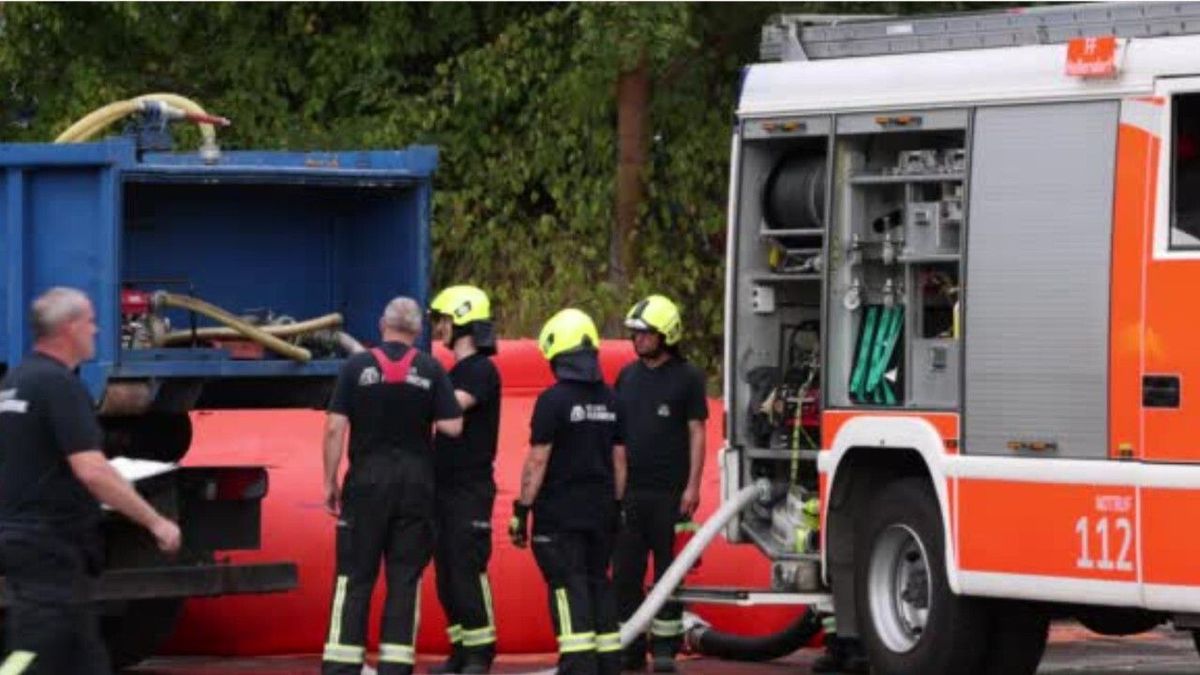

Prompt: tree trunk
[{"left": 610, "top": 53, "right": 650, "bottom": 334}]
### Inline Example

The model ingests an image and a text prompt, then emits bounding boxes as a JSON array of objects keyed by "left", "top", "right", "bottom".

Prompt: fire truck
[{"left": 715, "top": 3, "right": 1200, "bottom": 673}]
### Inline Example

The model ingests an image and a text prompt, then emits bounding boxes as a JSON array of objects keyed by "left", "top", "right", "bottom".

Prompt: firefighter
[
  {"left": 0, "top": 287, "right": 181, "bottom": 674},
  {"left": 612, "top": 294, "right": 708, "bottom": 673},
  {"left": 321, "top": 296, "right": 463, "bottom": 675},
  {"left": 427, "top": 285, "right": 502, "bottom": 674},
  {"left": 800, "top": 493, "right": 867, "bottom": 673},
  {"left": 509, "top": 308, "right": 625, "bottom": 675}
]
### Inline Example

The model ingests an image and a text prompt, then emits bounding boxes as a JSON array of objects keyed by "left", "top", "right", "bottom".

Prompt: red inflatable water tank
[{"left": 163, "top": 340, "right": 803, "bottom": 656}]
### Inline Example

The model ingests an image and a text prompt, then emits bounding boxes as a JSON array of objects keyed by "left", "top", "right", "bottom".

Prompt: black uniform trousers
[
  {"left": 0, "top": 523, "right": 111, "bottom": 675},
  {"left": 532, "top": 526, "right": 621, "bottom": 675},
  {"left": 433, "top": 478, "right": 497, "bottom": 657},
  {"left": 613, "top": 490, "right": 686, "bottom": 659},
  {"left": 323, "top": 473, "right": 434, "bottom": 675}
]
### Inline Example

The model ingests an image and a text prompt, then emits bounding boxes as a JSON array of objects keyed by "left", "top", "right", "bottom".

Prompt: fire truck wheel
[
  {"left": 1075, "top": 607, "right": 1164, "bottom": 636},
  {"left": 854, "top": 476, "right": 988, "bottom": 675},
  {"left": 979, "top": 601, "right": 1049, "bottom": 675}
]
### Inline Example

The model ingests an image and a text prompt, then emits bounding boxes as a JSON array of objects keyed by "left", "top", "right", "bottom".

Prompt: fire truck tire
[
  {"left": 1075, "top": 607, "right": 1164, "bottom": 636},
  {"left": 854, "top": 476, "right": 988, "bottom": 675},
  {"left": 979, "top": 601, "right": 1049, "bottom": 675}
]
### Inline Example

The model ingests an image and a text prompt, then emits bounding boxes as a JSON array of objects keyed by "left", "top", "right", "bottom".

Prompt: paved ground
[{"left": 131, "top": 623, "right": 1200, "bottom": 674}]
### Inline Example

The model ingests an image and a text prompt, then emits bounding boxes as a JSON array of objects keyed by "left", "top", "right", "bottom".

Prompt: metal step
[
  {"left": 673, "top": 585, "right": 832, "bottom": 609},
  {"left": 759, "top": 227, "right": 825, "bottom": 238},
  {"left": 849, "top": 173, "right": 965, "bottom": 186},
  {"left": 762, "top": 2, "right": 1200, "bottom": 62},
  {"left": 748, "top": 273, "right": 822, "bottom": 285},
  {"left": 744, "top": 447, "right": 820, "bottom": 460}
]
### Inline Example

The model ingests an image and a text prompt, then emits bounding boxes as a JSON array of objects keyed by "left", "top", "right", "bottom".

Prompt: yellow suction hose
[
  {"left": 55, "top": 93, "right": 221, "bottom": 158},
  {"left": 55, "top": 99, "right": 142, "bottom": 143},
  {"left": 158, "top": 312, "right": 344, "bottom": 346},
  {"left": 152, "top": 292, "right": 312, "bottom": 363}
]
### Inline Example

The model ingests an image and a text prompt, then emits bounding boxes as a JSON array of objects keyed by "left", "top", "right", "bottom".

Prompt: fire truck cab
[{"left": 719, "top": 3, "right": 1200, "bottom": 673}]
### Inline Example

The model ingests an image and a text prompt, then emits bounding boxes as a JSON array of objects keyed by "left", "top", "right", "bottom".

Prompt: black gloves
[{"left": 509, "top": 500, "right": 531, "bottom": 548}]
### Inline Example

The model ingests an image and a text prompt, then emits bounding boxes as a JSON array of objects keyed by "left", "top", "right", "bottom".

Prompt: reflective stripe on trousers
[
  {"left": 379, "top": 643, "right": 415, "bottom": 665},
  {"left": 321, "top": 644, "right": 364, "bottom": 665},
  {"left": 462, "top": 625, "right": 497, "bottom": 647},
  {"left": 558, "top": 632, "right": 598, "bottom": 654},
  {"left": 0, "top": 652, "right": 36, "bottom": 675},
  {"left": 556, "top": 588, "right": 574, "bottom": 636},
  {"left": 596, "top": 632, "right": 622, "bottom": 653},
  {"left": 378, "top": 580, "right": 421, "bottom": 663},
  {"left": 324, "top": 575, "right": 364, "bottom": 664},
  {"left": 461, "top": 573, "right": 497, "bottom": 647},
  {"left": 555, "top": 587, "right": 597, "bottom": 654},
  {"left": 822, "top": 613, "right": 837, "bottom": 633},
  {"left": 651, "top": 618, "right": 684, "bottom": 637}
]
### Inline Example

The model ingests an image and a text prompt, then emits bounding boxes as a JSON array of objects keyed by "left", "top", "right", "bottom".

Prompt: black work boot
[
  {"left": 841, "top": 637, "right": 870, "bottom": 674},
  {"left": 650, "top": 641, "right": 677, "bottom": 673},
  {"left": 621, "top": 645, "right": 646, "bottom": 672},
  {"left": 460, "top": 644, "right": 494, "bottom": 674},
  {"left": 429, "top": 644, "right": 464, "bottom": 674},
  {"left": 598, "top": 650, "right": 623, "bottom": 675},
  {"left": 811, "top": 636, "right": 848, "bottom": 673},
  {"left": 812, "top": 635, "right": 871, "bottom": 674}
]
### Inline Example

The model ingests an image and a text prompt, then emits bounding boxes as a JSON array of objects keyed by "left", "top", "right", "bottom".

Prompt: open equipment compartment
[{"left": 0, "top": 139, "right": 437, "bottom": 420}]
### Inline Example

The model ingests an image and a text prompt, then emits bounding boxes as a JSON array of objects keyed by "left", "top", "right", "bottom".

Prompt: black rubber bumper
[{"left": 0, "top": 561, "right": 298, "bottom": 606}]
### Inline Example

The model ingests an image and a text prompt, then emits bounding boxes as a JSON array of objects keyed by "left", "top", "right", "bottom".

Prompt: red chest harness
[{"left": 369, "top": 347, "right": 418, "bottom": 383}]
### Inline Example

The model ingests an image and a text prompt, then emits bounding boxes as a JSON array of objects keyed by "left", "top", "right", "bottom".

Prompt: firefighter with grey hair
[
  {"left": 0, "top": 287, "right": 181, "bottom": 674},
  {"left": 320, "top": 296, "right": 463, "bottom": 675}
]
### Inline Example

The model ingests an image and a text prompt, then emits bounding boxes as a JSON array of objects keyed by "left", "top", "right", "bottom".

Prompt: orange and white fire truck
[{"left": 714, "top": 3, "right": 1200, "bottom": 673}]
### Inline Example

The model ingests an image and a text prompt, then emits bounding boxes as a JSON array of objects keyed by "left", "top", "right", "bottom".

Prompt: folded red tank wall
[{"left": 163, "top": 340, "right": 800, "bottom": 656}]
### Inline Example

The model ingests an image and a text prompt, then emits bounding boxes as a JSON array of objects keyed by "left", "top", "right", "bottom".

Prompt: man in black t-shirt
[
  {"left": 509, "top": 309, "right": 625, "bottom": 675},
  {"left": 320, "top": 297, "right": 463, "bottom": 675},
  {"left": 427, "top": 285, "right": 502, "bottom": 674},
  {"left": 0, "top": 287, "right": 181, "bottom": 674},
  {"left": 613, "top": 295, "right": 708, "bottom": 673}
]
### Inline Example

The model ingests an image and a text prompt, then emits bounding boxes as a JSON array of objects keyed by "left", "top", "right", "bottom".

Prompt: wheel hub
[{"left": 868, "top": 523, "right": 933, "bottom": 653}]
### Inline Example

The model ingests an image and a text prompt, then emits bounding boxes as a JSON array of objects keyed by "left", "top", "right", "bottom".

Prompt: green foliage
[{"left": 0, "top": 2, "right": 980, "bottom": 383}]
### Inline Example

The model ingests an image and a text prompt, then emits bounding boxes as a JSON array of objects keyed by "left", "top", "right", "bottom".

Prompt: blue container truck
[{"left": 0, "top": 133, "right": 437, "bottom": 666}]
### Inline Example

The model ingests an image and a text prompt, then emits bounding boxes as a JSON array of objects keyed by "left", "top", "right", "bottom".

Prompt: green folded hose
[{"left": 849, "top": 305, "right": 904, "bottom": 405}]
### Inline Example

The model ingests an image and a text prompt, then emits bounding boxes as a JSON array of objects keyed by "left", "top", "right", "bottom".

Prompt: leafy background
[{"left": 0, "top": 2, "right": 979, "bottom": 386}]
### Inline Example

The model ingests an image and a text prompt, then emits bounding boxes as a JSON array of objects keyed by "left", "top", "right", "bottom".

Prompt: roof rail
[{"left": 761, "top": 2, "right": 1200, "bottom": 61}]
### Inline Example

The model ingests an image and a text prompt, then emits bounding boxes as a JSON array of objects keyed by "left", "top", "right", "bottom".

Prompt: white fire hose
[{"left": 618, "top": 479, "right": 771, "bottom": 647}]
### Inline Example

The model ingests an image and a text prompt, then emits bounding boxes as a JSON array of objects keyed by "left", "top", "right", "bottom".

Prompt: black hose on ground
[{"left": 686, "top": 606, "right": 823, "bottom": 662}]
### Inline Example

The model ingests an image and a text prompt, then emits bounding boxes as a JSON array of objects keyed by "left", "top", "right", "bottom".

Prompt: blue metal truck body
[
  {"left": 0, "top": 138, "right": 438, "bottom": 404},
  {"left": 0, "top": 136, "right": 437, "bottom": 665}
]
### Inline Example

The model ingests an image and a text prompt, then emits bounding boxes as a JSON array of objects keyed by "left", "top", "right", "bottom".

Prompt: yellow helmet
[
  {"left": 624, "top": 294, "right": 682, "bottom": 345},
  {"left": 538, "top": 308, "right": 599, "bottom": 361},
  {"left": 429, "top": 285, "right": 491, "bottom": 326}
]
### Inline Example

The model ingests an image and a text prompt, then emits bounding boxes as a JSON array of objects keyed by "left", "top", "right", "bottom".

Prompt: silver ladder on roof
[{"left": 761, "top": 1, "right": 1200, "bottom": 62}]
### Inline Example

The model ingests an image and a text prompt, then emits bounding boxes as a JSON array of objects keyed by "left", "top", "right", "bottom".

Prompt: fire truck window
[{"left": 1171, "top": 93, "right": 1200, "bottom": 247}]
